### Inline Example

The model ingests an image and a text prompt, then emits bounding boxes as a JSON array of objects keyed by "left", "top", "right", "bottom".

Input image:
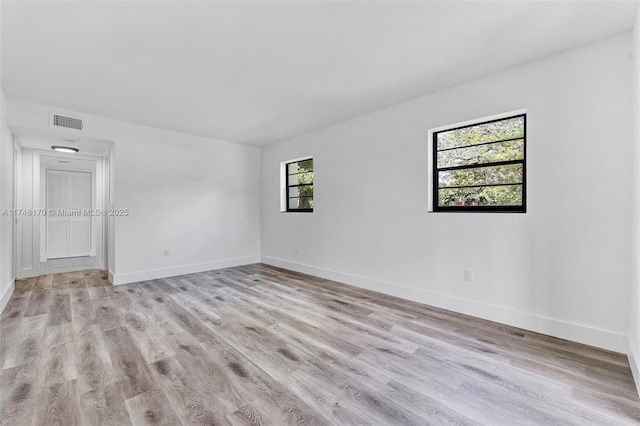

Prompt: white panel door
[
  {"left": 70, "top": 172, "right": 92, "bottom": 256},
  {"left": 46, "top": 170, "right": 92, "bottom": 259}
]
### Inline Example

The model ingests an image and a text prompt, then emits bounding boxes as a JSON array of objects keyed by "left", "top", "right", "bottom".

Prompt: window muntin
[
  {"left": 433, "top": 114, "right": 526, "bottom": 212},
  {"left": 286, "top": 158, "right": 313, "bottom": 212}
]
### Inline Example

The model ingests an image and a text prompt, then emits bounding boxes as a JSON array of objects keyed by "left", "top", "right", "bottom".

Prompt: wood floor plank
[
  {"left": 1, "top": 266, "right": 638, "bottom": 425},
  {"left": 47, "top": 292, "right": 72, "bottom": 326},
  {"left": 101, "top": 326, "right": 156, "bottom": 400},
  {"left": 0, "top": 364, "right": 40, "bottom": 426},
  {"left": 40, "top": 323, "right": 77, "bottom": 386},
  {"left": 24, "top": 290, "right": 51, "bottom": 317},
  {"left": 33, "top": 274, "right": 53, "bottom": 291},
  {"left": 0, "top": 323, "right": 19, "bottom": 370},
  {"left": 79, "top": 382, "right": 132, "bottom": 426},
  {"left": 0, "top": 294, "right": 29, "bottom": 324},
  {"left": 14, "top": 278, "right": 36, "bottom": 292},
  {"left": 122, "top": 310, "right": 176, "bottom": 364},
  {"left": 33, "top": 379, "right": 82, "bottom": 426},
  {"left": 381, "top": 379, "right": 484, "bottom": 426},
  {"left": 71, "top": 300, "right": 98, "bottom": 334},
  {"left": 70, "top": 288, "right": 90, "bottom": 306},
  {"left": 124, "top": 389, "right": 181, "bottom": 426},
  {"left": 149, "top": 356, "right": 233, "bottom": 425},
  {"left": 92, "top": 296, "right": 122, "bottom": 331},
  {"left": 75, "top": 325, "right": 118, "bottom": 395},
  {"left": 2, "top": 315, "right": 47, "bottom": 370},
  {"left": 87, "top": 286, "right": 109, "bottom": 300},
  {"left": 51, "top": 273, "right": 72, "bottom": 290}
]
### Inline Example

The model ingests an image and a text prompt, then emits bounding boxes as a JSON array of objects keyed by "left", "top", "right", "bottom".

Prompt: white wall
[
  {"left": 7, "top": 100, "right": 261, "bottom": 285},
  {"left": 0, "top": 88, "right": 15, "bottom": 312},
  {"left": 629, "top": 6, "right": 640, "bottom": 393},
  {"left": 17, "top": 148, "right": 35, "bottom": 278},
  {"left": 262, "top": 33, "right": 633, "bottom": 353}
]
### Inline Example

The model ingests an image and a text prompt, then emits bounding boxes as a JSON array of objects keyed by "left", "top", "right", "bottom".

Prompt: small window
[
  {"left": 286, "top": 158, "right": 313, "bottom": 212},
  {"left": 432, "top": 113, "right": 526, "bottom": 212}
]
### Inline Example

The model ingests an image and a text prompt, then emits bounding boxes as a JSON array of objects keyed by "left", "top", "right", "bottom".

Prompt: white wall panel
[
  {"left": 69, "top": 171, "right": 91, "bottom": 256},
  {"left": 0, "top": 88, "right": 15, "bottom": 314}
]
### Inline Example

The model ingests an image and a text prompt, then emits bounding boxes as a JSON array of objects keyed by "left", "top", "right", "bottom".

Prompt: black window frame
[
  {"left": 285, "top": 158, "right": 314, "bottom": 213},
  {"left": 432, "top": 113, "right": 526, "bottom": 213}
]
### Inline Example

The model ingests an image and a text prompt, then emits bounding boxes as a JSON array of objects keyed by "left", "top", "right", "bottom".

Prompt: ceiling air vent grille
[{"left": 52, "top": 114, "right": 83, "bottom": 130}]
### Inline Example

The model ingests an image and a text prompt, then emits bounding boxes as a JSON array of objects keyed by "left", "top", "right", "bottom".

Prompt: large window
[
  {"left": 286, "top": 158, "right": 313, "bottom": 212},
  {"left": 432, "top": 113, "right": 526, "bottom": 212}
]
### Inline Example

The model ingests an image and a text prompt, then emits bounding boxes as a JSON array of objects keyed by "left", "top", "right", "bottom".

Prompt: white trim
[
  {"left": 628, "top": 337, "right": 640, "bottom": 398},
  {"left": 0, "top": 279, "right": 15, "bottom": 315},
  {"left": 32, "top": 149, "right": 101, "bottom": 163},
  {"left": 427, "top": 108, "right": 527, "bottom": 212},
  {"left": 33, "top": 152, "right": 41, "bottom": 270},
  {"left": 34, "top": 150, "right": 108, "bottom": 271},
  {"left": 112, "top": 256, "right": 260, "bottom": 285},
  {"left": 13, "top": 141, "right": 20, "bottom": 282},
  {"left": 261, "top": 256, "right": 629, "bottom": 354}
]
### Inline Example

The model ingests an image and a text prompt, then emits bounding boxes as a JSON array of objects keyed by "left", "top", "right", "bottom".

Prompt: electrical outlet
[
  {"left": 464, "top": 270, "right": 473, "bottom": 282},
  {"left": 164, "top": 249, "right": 170, "bottom": 257}
]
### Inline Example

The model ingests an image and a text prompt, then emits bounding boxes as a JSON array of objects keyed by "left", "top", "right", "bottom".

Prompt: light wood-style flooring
[{"left": 1, "top": 264, "right": 639, "bottom": 425}]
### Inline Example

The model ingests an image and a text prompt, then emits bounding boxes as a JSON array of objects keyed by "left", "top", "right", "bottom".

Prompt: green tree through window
[
  {"left": 433, "top": 114, "right": 526, "bottom": 212},
  {"left": 286, "top": 159, "right": 313, "bottom": 212}
]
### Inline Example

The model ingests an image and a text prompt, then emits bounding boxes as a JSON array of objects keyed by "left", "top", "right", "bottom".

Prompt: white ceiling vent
[{"left": 51, "top": 113, "right": 83, "bottom": 131}]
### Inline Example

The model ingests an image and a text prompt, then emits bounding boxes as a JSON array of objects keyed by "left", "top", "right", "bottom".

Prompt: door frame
[
  {"left": 14, "top": 149, "right": 109, "bottom": 277},
  {"left": 38, "top": 153, "right": 104, "bottom": 269},
  {"left": 12, "top": 141, "right": 20, "bottom": 281}
]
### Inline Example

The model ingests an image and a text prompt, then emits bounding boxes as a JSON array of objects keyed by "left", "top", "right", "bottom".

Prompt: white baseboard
[
  {"left": 0, "top": 279, "right": 15, "bottom": 315},
  {"left": 112, "top": 256, "right": 261, "bottom": 285},
  {"left": 108, "top": 269, "right": 115, "bottom": 285},
  {"left": 628, "top": 337, "right": 640, "bottom": 398},
  {"left": 17, "top": 267, "right": 39, "bottom": 280},
  {"left": 262, "top": 256, "right": 629, "bottom": 354}
]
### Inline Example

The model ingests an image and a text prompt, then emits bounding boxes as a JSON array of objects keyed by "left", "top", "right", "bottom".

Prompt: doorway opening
[
  {"left": 11, "top": 127, "right": 113, "bottom": 279},
  {"left": 40, "top": 155, "right": 100, "bottom": 274}
]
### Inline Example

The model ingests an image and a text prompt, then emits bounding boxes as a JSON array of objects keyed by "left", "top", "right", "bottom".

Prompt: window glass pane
[
  {"left": 288, "top": 159, "right": 313, "bottom": 175},
  {"left": 287, "top": 163, "right": 299, "bottom": 175},
  {"left": 437, "top": 139, "right": 523, "bottom": 168},
  {"left": 289, "top": 197, "right": 313, "bottom": 210},
  {"left": 438, "top": 185, "right": 522, "bottom": 207},
  {"left": 288, "top": 185, "right": 313, "bottom": 198},
  {"left": 288, "top": 172, "right": 313, "bottom": 186},
  {"left": 437, "top": 116, "right": 524, "bottom": 151},
  {"left": 438, "top": 164, "right": 523, "bottom": 188},
  {"left": 297, "top": 159, "right": 313, "bottom": 172}
]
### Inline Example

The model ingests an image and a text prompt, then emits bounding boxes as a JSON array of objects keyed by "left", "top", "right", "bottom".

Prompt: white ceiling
[{"left": 2, "top": 1, "right": 638, "bottom": 146}]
